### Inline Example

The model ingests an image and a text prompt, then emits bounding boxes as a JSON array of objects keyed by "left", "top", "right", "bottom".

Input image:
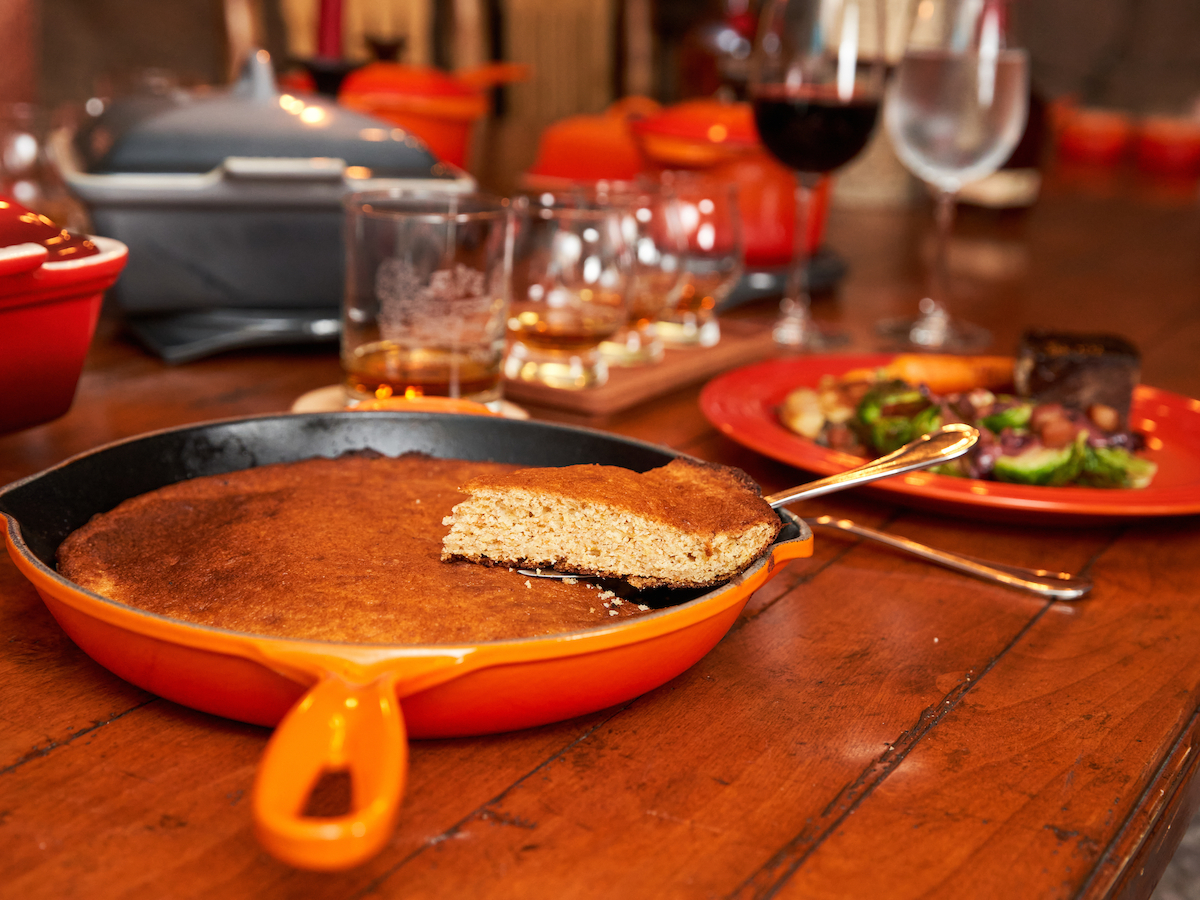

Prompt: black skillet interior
[{"left": 2, "top": 411, "right": 789, "bottom": 571}]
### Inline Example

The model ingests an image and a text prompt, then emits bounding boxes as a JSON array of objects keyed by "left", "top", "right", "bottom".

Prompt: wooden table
[{"left": 3, "top": 166, "right": 1200, "bottom": 899}]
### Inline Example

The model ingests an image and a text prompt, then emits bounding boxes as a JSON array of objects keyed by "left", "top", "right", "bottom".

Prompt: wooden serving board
[{"left": 502, "top": 317, "right": 778, "bottom": 417}]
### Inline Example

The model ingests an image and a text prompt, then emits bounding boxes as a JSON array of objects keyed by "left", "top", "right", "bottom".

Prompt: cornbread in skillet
[
  {"left": 55, "top": 453, "right": 650, "bottom": 644},
  {"left": 441, "top": 458, "right": 782, "bottom": 589}
]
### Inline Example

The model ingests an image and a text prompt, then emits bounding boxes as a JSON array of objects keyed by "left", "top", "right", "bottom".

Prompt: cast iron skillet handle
[
  {"left": 253, "top": 672, "right": 406, "bottom": 871},
  {"left": 763, "top": 423, "right": 979, "bottom": 508}
]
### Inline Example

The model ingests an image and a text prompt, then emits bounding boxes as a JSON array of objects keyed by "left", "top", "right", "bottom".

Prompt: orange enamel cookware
[
  {"left": 0, "top": 412, "right": 812, "bottom": 871},
  {"left": 338, "top": 62, "right": 529, "bottom": 168}
]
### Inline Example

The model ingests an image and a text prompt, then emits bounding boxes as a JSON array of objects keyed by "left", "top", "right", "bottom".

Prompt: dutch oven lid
[
  {"left": 73, "top": 51, "right": 451, "bottom": 180},
  {"left": 632, "top": 99, "right": 759, "bottom": 147}
]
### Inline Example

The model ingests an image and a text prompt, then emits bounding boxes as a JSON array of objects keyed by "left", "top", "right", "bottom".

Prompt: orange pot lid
[
  {"left": 526, "top": 113, "right": 646, "bottom": 181},
  {"left": 341, "top": 62, "right": 478, "bottom": 98},
  {"left": 632, "top": 99, "right": 760, "bottom": 149},
  {"left": 340, "top": 63, "right": 490, "bottom": 122}
]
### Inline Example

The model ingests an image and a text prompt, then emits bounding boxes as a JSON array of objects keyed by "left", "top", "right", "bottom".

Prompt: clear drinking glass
[
  {"left": 593, "top": 180, "right": 687, "bottom": 367},
  {"left": 655, "top": 173, "right": 743, "bottom": 349},
  {"left": 878, "top": 0, "right": 1029, "bottom": 351},
  {"left": 750, "top": 0, "right": 887, "bottom": 349},
  {"left": 341, "top": 191, "right": 514, "bottom": 408},
  {"left": 503, "top": 196, "right": 630, "bottom": 390}
]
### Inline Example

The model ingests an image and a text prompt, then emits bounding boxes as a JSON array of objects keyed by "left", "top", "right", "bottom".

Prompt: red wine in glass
[{"left": 753, "top": 86, "right": 880, "bottom": 173}]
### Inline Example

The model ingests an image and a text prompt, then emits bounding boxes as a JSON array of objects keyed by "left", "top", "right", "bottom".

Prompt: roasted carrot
[{"left": 882, "top": 354, "right": 1014, "bottom": 394}]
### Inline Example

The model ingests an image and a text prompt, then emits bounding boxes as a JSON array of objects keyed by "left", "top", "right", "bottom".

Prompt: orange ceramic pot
[
  {"left": 525, "top": 98, "right": 662, "bottom": 185},
  {"left": 1055, "top": 105, "right": 1134, "bottom": 166},
  {"left": 339, "top": 62, "right": 527, "bottom": 168},
  {"left": 1134, "top": 116, "right": 1200, "bottom": 175}
]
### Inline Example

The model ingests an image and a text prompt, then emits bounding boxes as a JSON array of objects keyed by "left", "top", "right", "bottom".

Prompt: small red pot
[{"left": 0, "top": 234, "right": 127, "bottom": 434}]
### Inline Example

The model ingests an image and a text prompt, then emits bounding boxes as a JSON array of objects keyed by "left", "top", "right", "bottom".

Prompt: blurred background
[
  {"left": 4, "top": 0, "right": 1200, "bottom": 207},
  {"left": 1, "top": 4, "right": 1199, "bottom": 894}
]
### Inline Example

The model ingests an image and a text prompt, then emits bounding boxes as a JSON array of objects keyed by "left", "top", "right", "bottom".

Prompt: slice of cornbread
[{"left": 441, "top": 458, "right": 782, "bottom": 589}]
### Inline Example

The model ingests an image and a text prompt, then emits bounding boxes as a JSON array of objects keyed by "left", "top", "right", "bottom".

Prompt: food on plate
[
  {"left": 441, "top": 457, "right": 782, "bottom": 589},
  {"left": 1013, "top": 330, "right": 1140, "bottom": 431},
  {"left": 881, "top": 354, "right": 1014, "bottom": 395},
  {"left": 56, "top": 453, "right": 654, "bottom": 644},
  {"left": 779, "top": 341, "right": 1156, "bottom": 489}
]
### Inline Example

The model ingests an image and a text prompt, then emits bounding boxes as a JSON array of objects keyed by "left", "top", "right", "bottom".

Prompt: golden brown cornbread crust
[
  {"left": 441, "top": 457, "right": 782, "bottom": 589},
  {"left": 56, "top": 453, "right": 651, "bottom": 644},
  {"left": 457, "top": 458, "right": 771, "bottom": 533}
]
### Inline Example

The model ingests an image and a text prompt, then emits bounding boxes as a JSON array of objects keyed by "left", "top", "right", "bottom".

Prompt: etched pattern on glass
[{"left": 375, "top": 261, "right": 504, "bottom": 345}]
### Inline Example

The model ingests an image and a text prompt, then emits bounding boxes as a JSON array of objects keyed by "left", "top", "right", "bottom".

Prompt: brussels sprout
[
  {"left": 993, "top": 434, "right": 1085, "bottom": 486},
  {"left": 856, "top": 380, "right": 926, "bottom": 424},
  {"left": 856, "top": 381, "right": 939, "bottom": 454},
  {"left": 1080, "top": 446, "right": 1159, "bottom": 489},
  {"left": 981, "top": 402, "right": 1032, "bottom": 434}
]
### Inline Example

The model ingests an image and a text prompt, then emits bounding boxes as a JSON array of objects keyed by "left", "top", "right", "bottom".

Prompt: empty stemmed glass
[
  {"left": 750, "top": 0, "right": 887, "bottom": 349},
  {"left": 878, "top": 0, "right": 1028, "bottom": 351}
]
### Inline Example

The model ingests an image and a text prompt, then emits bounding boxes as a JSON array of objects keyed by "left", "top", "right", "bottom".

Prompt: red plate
[{"left": 701, "top": 354, "right": 1200, "bottom": 524}]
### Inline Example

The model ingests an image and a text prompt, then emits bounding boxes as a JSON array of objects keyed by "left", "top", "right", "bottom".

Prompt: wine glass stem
[
  {"left": 776, "top": 172, "right": 820, "bottom": 345},
  {"left": 925, "top": 188, "right": 957, "bottom": 321}
]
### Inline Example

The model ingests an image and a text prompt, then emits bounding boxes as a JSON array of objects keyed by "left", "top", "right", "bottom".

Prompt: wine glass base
[
  {"left": 876, "top": 316, "right": 992, "bottom": 353},
  {"left": 773, "top": 317, "right": 850, "bottom": 351},
  {"left": 503, "top": 342, "right": 609, "bottom": 390}
]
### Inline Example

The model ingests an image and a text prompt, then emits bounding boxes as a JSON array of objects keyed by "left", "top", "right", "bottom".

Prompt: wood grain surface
[{"left": 2, "top": 165, "right": 1199, "bottom": 899}]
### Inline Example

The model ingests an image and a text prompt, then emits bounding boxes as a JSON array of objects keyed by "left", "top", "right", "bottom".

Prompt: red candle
[{"left": 317, "top": 0, "right": 342, "bottom": 59}]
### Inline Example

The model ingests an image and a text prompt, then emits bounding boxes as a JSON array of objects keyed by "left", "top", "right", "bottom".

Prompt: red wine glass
[{"left": 750, "top": 0, "right": 886, "bottom": 349}]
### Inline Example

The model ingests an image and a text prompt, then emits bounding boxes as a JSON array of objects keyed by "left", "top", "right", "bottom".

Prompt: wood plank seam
[
  {"left": 1076, "top": 526, "right": 1128, "bottom": 581},
  {"left": 726, "top": 602, "right": 1061, "bottom": 900},
  {"left": 0, "top": 696, "right": 158, "bottom": 777}
]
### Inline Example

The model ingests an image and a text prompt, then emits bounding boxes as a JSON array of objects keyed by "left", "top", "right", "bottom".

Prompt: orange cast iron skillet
[{"left": 0, "top": 411, "right": 813, "bottom": 870}]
